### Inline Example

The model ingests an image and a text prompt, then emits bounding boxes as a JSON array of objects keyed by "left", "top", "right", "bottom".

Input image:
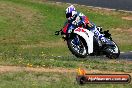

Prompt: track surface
[
  {"left": 51, "top": 0, "right": 132, "bottom": 11},
  {"left": 120, "top": 52, "right": 132, "bottom": 60}
]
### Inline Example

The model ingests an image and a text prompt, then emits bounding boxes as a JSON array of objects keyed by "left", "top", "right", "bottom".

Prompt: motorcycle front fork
[{"left": 73, "top": 35, "right": 80, "bottom": 45}]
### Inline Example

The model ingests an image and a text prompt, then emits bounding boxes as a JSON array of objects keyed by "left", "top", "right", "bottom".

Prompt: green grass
[
  {"left": 0, "top": 55, "right": 132, "bottom": 73},
  {"left": 0, "top": 0, "right": 132, "bottom": 70},
  {"left": 0, "top": 0, "right": 132, "bottom": 87},
  {"left": 0, "top": 71, "right": 131, "bottom": 88}
]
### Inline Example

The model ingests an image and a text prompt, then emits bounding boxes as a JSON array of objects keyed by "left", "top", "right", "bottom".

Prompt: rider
[{"left": 64, "top": 5, "right": 108, "bottom": 45}]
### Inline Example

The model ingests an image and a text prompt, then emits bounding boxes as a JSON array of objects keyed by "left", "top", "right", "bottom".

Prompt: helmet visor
[{"left": 66, "top": 13, "right": 72, "bottom": 18}]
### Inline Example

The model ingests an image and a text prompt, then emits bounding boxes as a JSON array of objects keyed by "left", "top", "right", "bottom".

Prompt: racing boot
[
  {"left": 91, "top": 26, "right": 114, "bottom": 46},
  {"left": 99, "top": 35, "right": 114, "bottom": 46}
]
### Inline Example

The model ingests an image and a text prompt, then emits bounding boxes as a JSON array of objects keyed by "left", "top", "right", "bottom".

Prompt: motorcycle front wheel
[{"left": 67, "top": 35, "right": 88, "bottom": 58}]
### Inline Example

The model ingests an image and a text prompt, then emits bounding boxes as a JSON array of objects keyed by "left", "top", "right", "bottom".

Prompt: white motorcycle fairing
[{"left": 74, "top": 27, "right": 94, "bottom": 54}]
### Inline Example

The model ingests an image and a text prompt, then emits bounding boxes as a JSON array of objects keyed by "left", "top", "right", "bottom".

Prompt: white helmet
[{"left": 65, "top": 5, "right": 77, "bottom": 19}]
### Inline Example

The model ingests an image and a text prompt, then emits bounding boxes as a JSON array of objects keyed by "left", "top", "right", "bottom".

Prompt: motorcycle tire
[{"left": 105, "top": 41, "right": 120, "bottom": 59}]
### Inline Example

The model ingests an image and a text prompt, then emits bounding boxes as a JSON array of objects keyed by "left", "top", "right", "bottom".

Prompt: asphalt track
[
  {"left": 51, "top": 0, "right": 132, "bottom": 11},
  {"left": 51, "top": 0, "right": 132, "bottom": 60},
  {"left": 120, "top": 51, "right": 132, "bottom": 60}
]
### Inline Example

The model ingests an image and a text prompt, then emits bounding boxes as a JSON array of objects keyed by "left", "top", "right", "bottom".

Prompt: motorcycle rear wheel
[{"left": 105, "top": 41, "right": 120, "bottom": 59}]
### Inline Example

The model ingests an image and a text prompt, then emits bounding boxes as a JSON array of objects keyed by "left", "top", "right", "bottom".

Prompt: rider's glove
[
  {"left": 85, "top": 23, "right": 94, "bottom": 30},
  {"left": 87, "top": 23, "right": 93, "bottom": 28},
  {"left": 77, "top": 21, "right": 86, "bottom": 27}
]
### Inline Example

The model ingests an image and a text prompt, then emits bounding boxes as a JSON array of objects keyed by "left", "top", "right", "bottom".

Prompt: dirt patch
[
  {"left": 122, "top": 16, "right": 132, "bottom": 20},
  {"left": 0, "top": 2, "right": 39, "bottom": 22},
  {"left": 0, "top": 66, "right": 75, "bottom": 73},
  {"left": 21, "top": 40, "right": 66, "bottom": 49},
  {"left": 115, "top": 28, "right": 132, "bottom": 33},
  {"left": 0, "top": 66, "right": 132, "bottom": 76},
  {"left": 107, "top": 60, "right": 132, "bottom": 64},
  {"left": 0, "top": 66, "right": 22, "bottom": 73},
  {"left": 114, "top": 28, "right": 132, "bottom": 45}
]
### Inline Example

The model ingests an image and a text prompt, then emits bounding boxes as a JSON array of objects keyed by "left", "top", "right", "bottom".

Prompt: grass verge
[{"left": 0, "top": 71, "right": 131, "bottom": 88}]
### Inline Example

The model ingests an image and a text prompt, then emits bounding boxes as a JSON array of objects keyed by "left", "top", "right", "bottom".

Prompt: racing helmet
[{"left": 65, "top": 5, "right": 77, "bottom": 20}]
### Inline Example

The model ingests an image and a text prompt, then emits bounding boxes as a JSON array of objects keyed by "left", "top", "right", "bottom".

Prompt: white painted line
[
  {"left": 118, "top": 10, "right": 132, "bottom": 13},
  {"left": 73, "top": 3, "right": 78, "bottom": 6},
  {"left": 80, "top": 5, "right": 86, "bottom": 7},
  {"left": 130, "top": 51, "right": 132, "bottom": 53},
  {"left": 86, "top": 6, "right": 94, "bottom": 8},
  {"left": 120, "top": 52, "right": 125, "bottom": 53},
  {"left": 56, "top": 1, "right": 62, "bottom": 3},
  {"left": 57, "top": 56, "right": 62, "bottom": 58}
]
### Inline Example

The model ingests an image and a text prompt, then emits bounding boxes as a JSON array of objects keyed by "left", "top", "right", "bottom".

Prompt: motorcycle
[{"left": 55, "top": 23, "right": 120, "bottom": 59}]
